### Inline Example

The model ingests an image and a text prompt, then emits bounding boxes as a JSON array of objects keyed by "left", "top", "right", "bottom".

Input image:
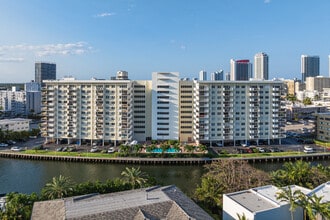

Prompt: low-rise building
[
  {"left": 314, "top": 112, "right": 330, "bottom": 142},
  {"left": 223, "top": 185, "right": 310, "bottom": 220},
  {"left": 286, "top": 104, "right": 327, "bottom": 120},
  {"left": 0, "top": 118, "right": 31, "bottom": 132},
  {"left": 31, "top": 185, "right": 213, "bottom": 220}
]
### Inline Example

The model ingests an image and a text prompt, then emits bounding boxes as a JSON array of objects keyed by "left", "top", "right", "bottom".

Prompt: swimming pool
[{"left": 151, "top": 148, "right": 179, "bottom": 153}]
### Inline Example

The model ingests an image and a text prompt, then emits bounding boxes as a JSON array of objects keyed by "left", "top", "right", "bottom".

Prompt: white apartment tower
[
  {"left": 254, "top": 52, "right": 269, "bottom": 80},
  {"left": 152, "top": 72, "right": 179, "bottom": 140},
  {"left": 301, "top": 55, "right": 320, "bottom": 82},
  {"left": 41, "top": 72, "right": 285, "bottom": 145},
  {"left": 41, "top": 77, "right": 134, "bottom": 145},
  {"left": 193, "top": 80, "right": 285, "bottom": 145}
]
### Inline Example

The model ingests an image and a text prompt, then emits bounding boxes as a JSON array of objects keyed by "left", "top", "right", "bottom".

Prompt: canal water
[{"left": 0, "top": 158, "right": 328, "bottom": 196}]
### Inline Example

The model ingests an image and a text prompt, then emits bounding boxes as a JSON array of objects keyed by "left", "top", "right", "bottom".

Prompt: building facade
[
  {"left": 0, "top": 118, "right": 30, "bottom": 132},
  {"left": 0, "top": 89, "right": 26, "bottom": 116},
  {"left": 254, "top": 52, "right": 269, "bottom": 80},
  {"left": 179, "top": 79, "right": 194, "bottom": 142},
  {"left": 41, "top": 77, "right": 134, "bottom": 145},
  {"left": 305, "top": 76, "right": 330, "bottom": 92},
  {"left": 151, "top": 72, "right": 179, "bottom": 141},
  {"left": 301, "top": 55, "right": 319, "bottom": 83},
  {"left": 193, "top": 80, "right": 285, "bottom": 145},
  {"left": 35, "top": 62, "right": 56, "bottom": 84},
  {"left": 314, "top": 112, "right": 330, "bottom": 142},
  {"left": 230, "top": 59, "right": 253, "bottom": 81},
  {"left": 42, "top": 72, "right": 286, "bottom": 145},
  {"left": 132, "top": 80, "right": 152, "bottom": 142}
]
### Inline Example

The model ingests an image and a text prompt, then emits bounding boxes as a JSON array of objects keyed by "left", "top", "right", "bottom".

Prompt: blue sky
[{"left": 1, "top": 0, "right": 330, "bottom": 82}]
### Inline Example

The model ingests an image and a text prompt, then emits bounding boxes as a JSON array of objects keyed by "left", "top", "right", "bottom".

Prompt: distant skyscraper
[
  {"left": 301, "top": 55, "right": 319, "bottom": 83},
  {"left": 328, "top": 55, "right": 330, "bottom": 77},
  {"left": 254, "top": 52, "right": 269, "bottom": 80},
  {"left": 230, "top": 59, "right": 252, "bottom": 81},
  {"left": 211, "top": 70, "right": 224, "bottom": 81},
  {"left": 35, "top": 62, "right": 56, "bottom": 84},
  {"left": 199, "top": 70, "right": 207, "bottom": 81},
  {"left": 225, "top": 72, "right": 231, "bottom": 81}
]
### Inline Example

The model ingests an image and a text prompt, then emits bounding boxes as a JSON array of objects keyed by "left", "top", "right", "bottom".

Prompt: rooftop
[
  {"left": 227, "top": 190, "right": 278, "bottom": 213},
  {"left": 31, "top": 185, "right": 213, "bottom": 220},
  {"left": 308, "top": 181, "right": 330, "bottom": 204}
]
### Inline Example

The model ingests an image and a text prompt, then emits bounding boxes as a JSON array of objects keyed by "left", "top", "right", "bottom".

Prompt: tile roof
[{"left": 31, "top": 185, "right": 213, "bottom": 220}]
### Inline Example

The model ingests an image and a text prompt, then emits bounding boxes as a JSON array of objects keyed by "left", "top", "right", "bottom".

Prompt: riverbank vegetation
[
  {"left": 193, "top": 160, "right": 330, "bottom": 219},
  {"left": 0, "top": 167, "right": 155, "bottom": 219},
  {"left": 1, "top": 161, "right": 329, "bottom": 219}
]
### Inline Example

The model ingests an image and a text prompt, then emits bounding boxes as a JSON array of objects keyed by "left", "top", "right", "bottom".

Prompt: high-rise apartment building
[
  {"left": 41, "top": 76, "right": 134, "bottom": 145},
  {"left": 35, "top": 62, "right": 56, "bottom": 84},
  {"left": 151, "top": 72, "right": 179, "bottom": 140},
  {"left": 301, "top": 55, "right": 319, "bottom": 83},
  {"left": 230, "top": 59, "right": 252, "bottom": 81},
  {"left": 41, "top": 72, "right": 285, "bottom": 145},
  {"left": 193, "top": 80, "right": 285, "bottom": 145},
  {"left": 254, "top": 52, "right": 269, "bottom": 80}
]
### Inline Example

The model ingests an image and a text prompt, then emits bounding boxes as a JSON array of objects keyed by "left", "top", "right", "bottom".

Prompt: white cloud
[
  {"left": 264, "top": 0, "right": 271, "bottom": 3},
  {"left": 180, "top": 45, "right": 187, "bottom": 50},
  {"left": 0, "top": 42, "right": 92, "bottom": 57},
  {"left": 95, "top": 12, "right": 116, "bottom": 17},
  {"left": 0, "top": 57, "right": 24, "bottom": 62}
]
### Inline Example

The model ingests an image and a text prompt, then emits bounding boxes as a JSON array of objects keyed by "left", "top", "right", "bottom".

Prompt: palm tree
[
  {"left": 304, "top": 194, "right": 330, "bottom": 220},
  {"left": 42, "top": 175, "right": 75, "bottom": 200},
  {"left": 276, "top": 187, "right": 301, "bottom": 220},
  {"left": 121, "top": 167, "right": 148, "bottom": 189},
  {"left": 236, "top": 213, "right": 247, "bottom": 220}
]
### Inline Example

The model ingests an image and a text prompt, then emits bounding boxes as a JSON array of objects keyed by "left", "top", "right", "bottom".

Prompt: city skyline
[{"left": 1, "top": 0, "right": 330, "bottom": 82}]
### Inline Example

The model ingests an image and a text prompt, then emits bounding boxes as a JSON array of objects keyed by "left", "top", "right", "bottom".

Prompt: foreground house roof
[{"left": 31, "top": 185, "right": 213, "bottom": 220}]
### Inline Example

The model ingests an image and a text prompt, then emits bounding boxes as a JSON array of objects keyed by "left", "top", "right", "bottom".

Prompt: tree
[
  {"left": 298, "top": 193, "right": 330, "bottom": 220},
  {"left": 41, "top": 175, "right": 75, "bottom": 200},
  {"left": 195, "top": 160, "right": 270, "bottom": 215},
  {"left": 271, "top": 161, "right": 330, "bottom": 189},
  {"left": 184, "top": 145, "right": 195, "bottom": 153},
  {"left": 276, "top": 187, "right": 301, "bottom": 220},
  {"left": 0, "top": 192, "right": 39, "bottom": 220},
  {"left": 119, "top": 144, "right": 130, "bottom": 155},
  {"left": 121, "top": 167, "right": 148, "bottom": 189},
  {"left": 303, "top": 97, "right": 312, "bottom": 105}
]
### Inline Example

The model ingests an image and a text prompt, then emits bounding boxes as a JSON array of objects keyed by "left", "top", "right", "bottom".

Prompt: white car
[
  {"left": 108, "top": 147, "right": 115, "bottom": 153},
  {"left": 303, "top": 146, "right": 314, "bottom": 153},
  {"left": 90, "top": 147, "right": 98, "bottom": 153},
  {"left": 11, "top": 146, "right": 22, "bottom": 152}
]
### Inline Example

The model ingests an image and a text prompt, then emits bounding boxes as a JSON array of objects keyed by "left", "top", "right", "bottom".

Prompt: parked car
[
  {"left": 303, "top": 146, "right": 314, "bottom": 154},
  {"left": 257, "top": 147, "right": 265, "bottom": 153},
  {"left": 270, "top": 147, "right": 282, "bottom": 152},
  {"left": 0, "top": 143, "right": 8, "bottom": 147},
  {"left": 108, "top": 147, "right": 115, "bottom": 153},
  {"left": 90, "top": 147, "right": 98, "bottom": 153},
  {"left": 10, "top": 146, "right": 22, "bottom": 152}
]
